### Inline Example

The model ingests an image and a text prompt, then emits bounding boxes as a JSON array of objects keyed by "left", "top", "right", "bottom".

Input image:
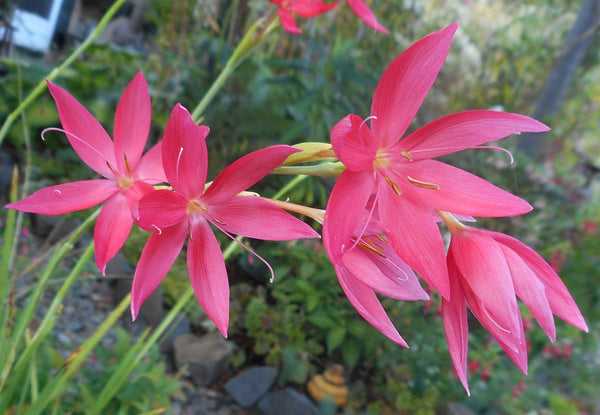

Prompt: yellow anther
[
  {"left": 358, "top": 240, "right": 387, "bottom": 258},
  {"left": 124, "top": 154, "right": 133, "bottom": 173},
  {"left": 407, "top": 176, "right": 440, "bottom": 190},
  {"left": 385, "top": 176, "right": 402, "bottom": 195},
  {"left": 400, "top": 149, "right": 413, "bottom": 161}
]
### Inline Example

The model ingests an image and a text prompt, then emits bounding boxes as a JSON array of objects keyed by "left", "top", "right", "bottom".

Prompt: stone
[
  {"left": 173, "top": 332, "right": 234, "bottom": 387},
  {"left": 257, "top": 388, "right": 318, "bottom": 415},
  {"left": 224, "top": 366, "right": 278, "bottom": 407}
]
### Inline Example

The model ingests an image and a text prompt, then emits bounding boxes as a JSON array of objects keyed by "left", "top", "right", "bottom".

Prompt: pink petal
[
  {"left": 487, "top": 231, "right": 588, "bottom": 332},
  {"left": 94, "top": 192, "right": 133, "bottom": 274},
  {"left": 395, "top": 159, "right": 533, "bottom": 217},
  {"left": 209, "top": 196, "right": 319, "bottom": 240},
  {"left": 452, "top": 231, "right": 523, "bottom": 349},
  {"left": 336, "top": 265, "right": 408, "bottom": 346},
  {"left": 134, "top": 141, "right": 167, "bottom": 184},
  {"left": 131, "top": 222, "right": 188, "bottom": 320},
  {"left": 5, "top": 180, "right": 116, "bottom": 215},
  {"left": 323, "top": 170, "right": 375, "bottom": 263},
  {"left": 123, "top": 180, "right": 156, "bottom": 211},
  {"left": 493, "top": 320, "right": 529, "bottom": 375},
  {"left": 371, "top": 23, "right": 458, "bottom": 149},
  {"left": 330, "top": 114, "right": 377, "bottom": 171},
  {"left": 288, "top": 0, "right": 338, "bottom": 17},
  {"left": 341, "top": 247, "right": 428, "bottom": 301},
  {"left": 46, "top": 80, "right": 117, "bottom": 178},
  {"left": 501, "top": 245, "right": 556, "bottom": 342},
  {"left": 136, "top": 189, "right": 188, "bottom": 231},
  {"left": 277, "top": 8, "right": 302, "bottom": 34},
  {"left": 162, "top": 104, "right": 210, "bottom": 198},
  {"left": 188, "top": 218, "right": 230, "bottom": 337},
  {"left": 377, "top": 179, "right": 450, "bottom": 299},
  {"left": 400, "top": 110, "right": 550, "bottom": 161},
  {"left": 203, "top": 145, "right": 299, "bottom": 205},
  {"left": 345, "top": 0, "right": 388, "bottom": 33},
  {"left": 443, "top": 254, "right": 470, "bottom": 395},
  {"left": 113, "top": 72, "right": 151, "bottom": 172}
]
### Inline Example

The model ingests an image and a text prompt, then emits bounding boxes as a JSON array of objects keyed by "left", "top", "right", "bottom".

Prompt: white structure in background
[{"left": 1, "top": 0, "right": 65, "bottom": 53}]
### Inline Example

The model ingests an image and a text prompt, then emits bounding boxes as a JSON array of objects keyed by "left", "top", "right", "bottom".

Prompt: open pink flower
[
  {"left": 5, "top": 72, "right": 165, "bottom": 273},
  {"left": 345, "top": 0, "right": 388, "bottom": 33},
  {"left": 324, "top": 23, "right": 549, "bottom": 299},
  {"left": 132, "top": 104, "right": 319, "bottom": 336},
  {"left": 441, "top": 222, "right": 588, "bottom": 394},
  {"left": 269, "top": 0, "right": 339, "bottom": 34}
]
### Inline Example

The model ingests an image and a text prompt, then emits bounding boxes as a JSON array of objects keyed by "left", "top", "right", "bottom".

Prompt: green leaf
[
  {"left": 342, "top": 338, "right": 360, "bottom": 371},
  {"left": 326, "top": 326, "right": 346, "bottom": 354}
]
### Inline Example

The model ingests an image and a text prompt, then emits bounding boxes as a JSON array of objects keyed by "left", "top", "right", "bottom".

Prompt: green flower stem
[
  {"left": 0, "top": 0, "right": 128, "bottom": 147},
  {"left": 190, "top": 14, "right": 280, "bottom": 123},
  {"left": 273, "top": 162, "right": 345, "bottom": 178},
  {"left": 0, "top": 208, "right": 100, "bottom": 395},
  {"left": 0, "top": 242, "right": 97, "bottom": 411},
  {"left": 25, "top": 293, "right": 131, "bottom": 415}
]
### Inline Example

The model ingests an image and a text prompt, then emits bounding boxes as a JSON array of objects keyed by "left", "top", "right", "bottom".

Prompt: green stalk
[
  {"left": 0, "top": 242, "right": 97, "bottom": 411},
  {"left": 190, "top": 14, "right": 280, "bottom": 122},
  {"left": 0, "top": 0, "right": 128, "bottom": 147},
  {"left": 24, "top": 293, "right": 131, "bottom": 415},
  {"left": 0, "top": 209, "right": 99, "bottom": 394}
]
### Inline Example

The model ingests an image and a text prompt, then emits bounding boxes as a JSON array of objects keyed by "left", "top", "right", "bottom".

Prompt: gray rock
[
  {"left": 257, "top": 388, "right": 318, "bottom": 415},
  {"left": 173, "top": 332, "right": 234, "bottom": 387},
  {"left": 224, "top": 366, "right": 278, "bottom": 407}
]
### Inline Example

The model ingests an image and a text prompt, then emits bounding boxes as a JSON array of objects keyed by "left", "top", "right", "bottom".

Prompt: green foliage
[{"left": 62, "top": 327, "right": 181, "bottom": 414}]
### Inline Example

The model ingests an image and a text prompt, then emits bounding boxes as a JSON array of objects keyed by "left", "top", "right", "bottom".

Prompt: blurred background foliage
[{"left": 1, "top": 0, "right": 599, "bottom": 413}]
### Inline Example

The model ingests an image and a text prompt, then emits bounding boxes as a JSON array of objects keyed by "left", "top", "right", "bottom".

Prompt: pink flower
[
  {"left": 329, "top": 216, "right": 429, "bottom": 346},
  {"left": 132, "top": 104, "right": 319, "bottom": 336},
  {"left": 5, "top": 72, "right": 165, "bottom": 273},
  {"left": 345, "top": 0, "right": 388, "bottom": 33},
  {"left": 324, "top": 23, "right": 549, "bottom": 299},
  {"left": 269, "top": 0, "right": 339, "bottom": 35},
  {"left": 441, "top": 223, "right": 588, "bottom": 394}
]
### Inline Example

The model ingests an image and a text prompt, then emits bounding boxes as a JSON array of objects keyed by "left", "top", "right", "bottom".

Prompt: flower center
[{"left": 186, "top": 198, "right": 207, "bottom": 215}]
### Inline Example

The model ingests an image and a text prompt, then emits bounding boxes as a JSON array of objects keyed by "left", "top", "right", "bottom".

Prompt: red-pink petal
[
  {"left": 134, "top": 141, "right": 167, "bottom": 184},
  {"left": 203, "top": 145, "right": 299, "bottom": 205},
  {"left": 136, "top": 189, "right": 188, "bottom": 231},
  {"left": 5, "top": 180, "right": 116, "bottom": 215},
  {"left": 94, "top": 192, "right": 133, "bottom": 274},
  {"left": 370, "top": 23, "right": 458, "bottom": 149},
  {"left": 335, "top": 265, "right": 408, "bottom": 346},
  {"left": 377, "top": 179, "right": 450, "bottom": 299},
  {"left": 487, "top": 231, "right": 588, "bottom": 332},
  {"left": 113, "top": 72, "right": 151, "bottom": 172},
  {"left": 209, "top": 196, "right": 319, "bottom": 240},
  {"left": 162, "top": 104, "right": 210, "bottom": 198},
  {"left": 277, "top": 8, "right": 302, "bottom": 34},
  {"left": 188, "top": 218, "right": 230, "bottom": 337},
  {"left": 288, "top": 0, "right": 338, "bottom": 17},
  {"left": 443, "top": 254, "right": 470, "bottom": 395},
  {"left": 323, "top": 170, "right": 375, "bottom": 263},
  {"left": 400, "top": 110, "right": 550, "bottom": 161},
  {"left": 341, "top": 247, "right": 428, "bottom": 301},
  {"left": 131, "top": 222, "right": 188, "bottom": 320},
  {"left": 452, "top": 231, "right": 523, "bottom": 349},
  {"left": 501, "top": 245, "right": 556, "bottom": 342},
  {"left": 46, "top": 80, "right": 117, "bottom": 178},
  {"left": 345, "top": 0, "right": 388, "bottom": 33},
  {"left": 330, "top": 114, "right": 377, "bottom": 171},
  {"left": 396, "top": 159, "right": 533, "bottom": 217}
]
